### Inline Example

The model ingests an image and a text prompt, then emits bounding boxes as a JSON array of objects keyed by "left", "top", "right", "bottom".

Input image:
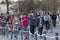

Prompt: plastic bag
[{"left": 56, "top": 16, "right": 59, "bottom": 23}]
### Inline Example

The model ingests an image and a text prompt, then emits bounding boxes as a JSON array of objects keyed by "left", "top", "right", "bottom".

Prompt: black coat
[{"left": 51, "top": 15, "right": 57, "bottom": 21}]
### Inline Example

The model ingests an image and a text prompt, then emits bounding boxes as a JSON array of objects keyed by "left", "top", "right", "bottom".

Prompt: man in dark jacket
[
  {"left": 51, "top": 13, "right": 57, "bottom": 28},
  {"left": 38, "top": 15, "right": 44, "bottom": 36},
  {"left": 30, "top": 16, "right": 36, "bottom": 36}
]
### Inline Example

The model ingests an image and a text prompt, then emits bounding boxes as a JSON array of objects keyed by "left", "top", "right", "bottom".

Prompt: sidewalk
[{"left": 0, "top": 22, "right": 60, "bottom": 40}]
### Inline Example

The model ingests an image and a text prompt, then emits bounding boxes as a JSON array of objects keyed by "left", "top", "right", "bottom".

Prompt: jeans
[
  {"left": 30, "top": 25, "right": 35, "bottom": 34},
  {"left": 45, "top": 21, "right": 50, "bottom": 31},
  {"left": 15, "top": 24, "right": 19, "bottom": 31},
  {"left": 14, "top": 31, "right": 19, "bottom": 40},
  {"left": 38, "top": 27, "right": 43, "bottom": 35},
  {"left": 52, "top": 20, "right": 56, "bottom": 28},
  {"left": 21, "top": 26, "right": 29, "bottom": 40}
]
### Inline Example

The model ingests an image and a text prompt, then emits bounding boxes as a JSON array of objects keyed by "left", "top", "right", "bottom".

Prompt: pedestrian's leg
[
  {"left": 45, "top": 22, "right": 47, "bottom": 30},
  {"left": 40, "top": 27, "right": 43, "bottom": 35},
  {"left": 23, "top": 27, "right": 27, "bottom": 40},
  {"left": 3, "top": 30, "right": 5, "bottom": 36},
  {"left": 31, "top": 25, "right": 35, "bottom": 35},
  {"left": 46, "top": 23, "right": 48, "bottom": 31},
  {"left": 14, "top": 31, "right": 18, "bottom": 40},
  {"left": 24, "top": 26, "right": 29, "bottom": 40},
  {"left": 11, "top": 31, "right": 13, "bottom": 39},
  {"left": 53, "top": 21, "right": 56, "bottom": 28},
  {"left": 47, "top": 23, "right": 50, "bottom": 30},
  {"left": 21, "top": 30, "right": 23, "bottom": 40},
  {"left": 39, "top": 27, "right": 43, "bottom": 38},
  {"left": 39, "top": 27, "right": 41, "bottom": 35},
  {"left": 6, "top": 30, "right": 8, "bottom": 38},
  {"left": 30, "top": 25, "right": 33, "bottom": 34},
  {"left": 11, "top": 24, "right": 13, "bottom": 38},
  {"left": 54, "top": 21, "right": 56, "bottom": 28}
]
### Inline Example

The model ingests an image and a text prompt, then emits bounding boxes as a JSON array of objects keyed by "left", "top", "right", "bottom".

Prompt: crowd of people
[{"left": 0, "top": 12, "right": 58, "bottom": 40}]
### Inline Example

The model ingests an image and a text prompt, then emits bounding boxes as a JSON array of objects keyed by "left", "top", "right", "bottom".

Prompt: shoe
[
  {"left": 40, "top": 35, "right": 43, "bottom": 38},
  {"left": 31, "top": 34, "right": 34, "bottom": 37}
]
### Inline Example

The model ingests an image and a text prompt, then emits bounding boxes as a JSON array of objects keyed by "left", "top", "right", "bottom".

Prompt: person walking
[
  {"left": 51, "top": 12, "right": 57, "bottom": 28},
  {"left": 22, "top": 14, "right": 29, "bottom": 40},
  {"left": 30, "top": 14, "right": 36, "bottom": 37},
  {"left": 44, "top": 13, "right": 51, "bottom": 31},
  {"left": 38, "top": 15, "right": 44, "bottom": 36},
  {"left": 34, "top": 13, "right": 40, "bottom": 27},
  {"left": 9, "top": 16, "right": 14, "bottom": 39},
  {"left": 13, "top": 14, "right": 20, "bottom": 39}
]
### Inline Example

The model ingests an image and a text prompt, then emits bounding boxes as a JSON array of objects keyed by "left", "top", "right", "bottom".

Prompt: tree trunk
[{"left": 6, "top": 0, "right": 9, "bottom": 14}]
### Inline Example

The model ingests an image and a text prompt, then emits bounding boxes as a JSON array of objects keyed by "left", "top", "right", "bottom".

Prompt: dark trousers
[
  {"left": 52, "top": 20, "right": 56, "bottom": 28},
  {"left": 30, "top": 25, "right": 35, "bottom": 34},
  {"left": 45, "top": 21, "right": 50, "bottom": 31},
  {"left": 38, "top": 27, "right": 43, "bottom": 35}
]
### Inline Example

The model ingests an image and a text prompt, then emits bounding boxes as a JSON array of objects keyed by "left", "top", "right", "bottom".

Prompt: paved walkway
[{"left": 0, "top": 21, "right": 60, "bottom": 40}]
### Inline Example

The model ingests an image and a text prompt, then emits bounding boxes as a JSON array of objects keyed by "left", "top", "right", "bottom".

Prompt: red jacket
[
  {"left": 22, "top": 16, "right": 28, "bottom": 27},
  {"left": 9, "top": 18, "right": 14, "bottom": 23}
]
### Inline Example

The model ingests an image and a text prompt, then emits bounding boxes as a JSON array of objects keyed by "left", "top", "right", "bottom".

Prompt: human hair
[{"left": 23, "top": 13, "right": 28, "bottom": 16}]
